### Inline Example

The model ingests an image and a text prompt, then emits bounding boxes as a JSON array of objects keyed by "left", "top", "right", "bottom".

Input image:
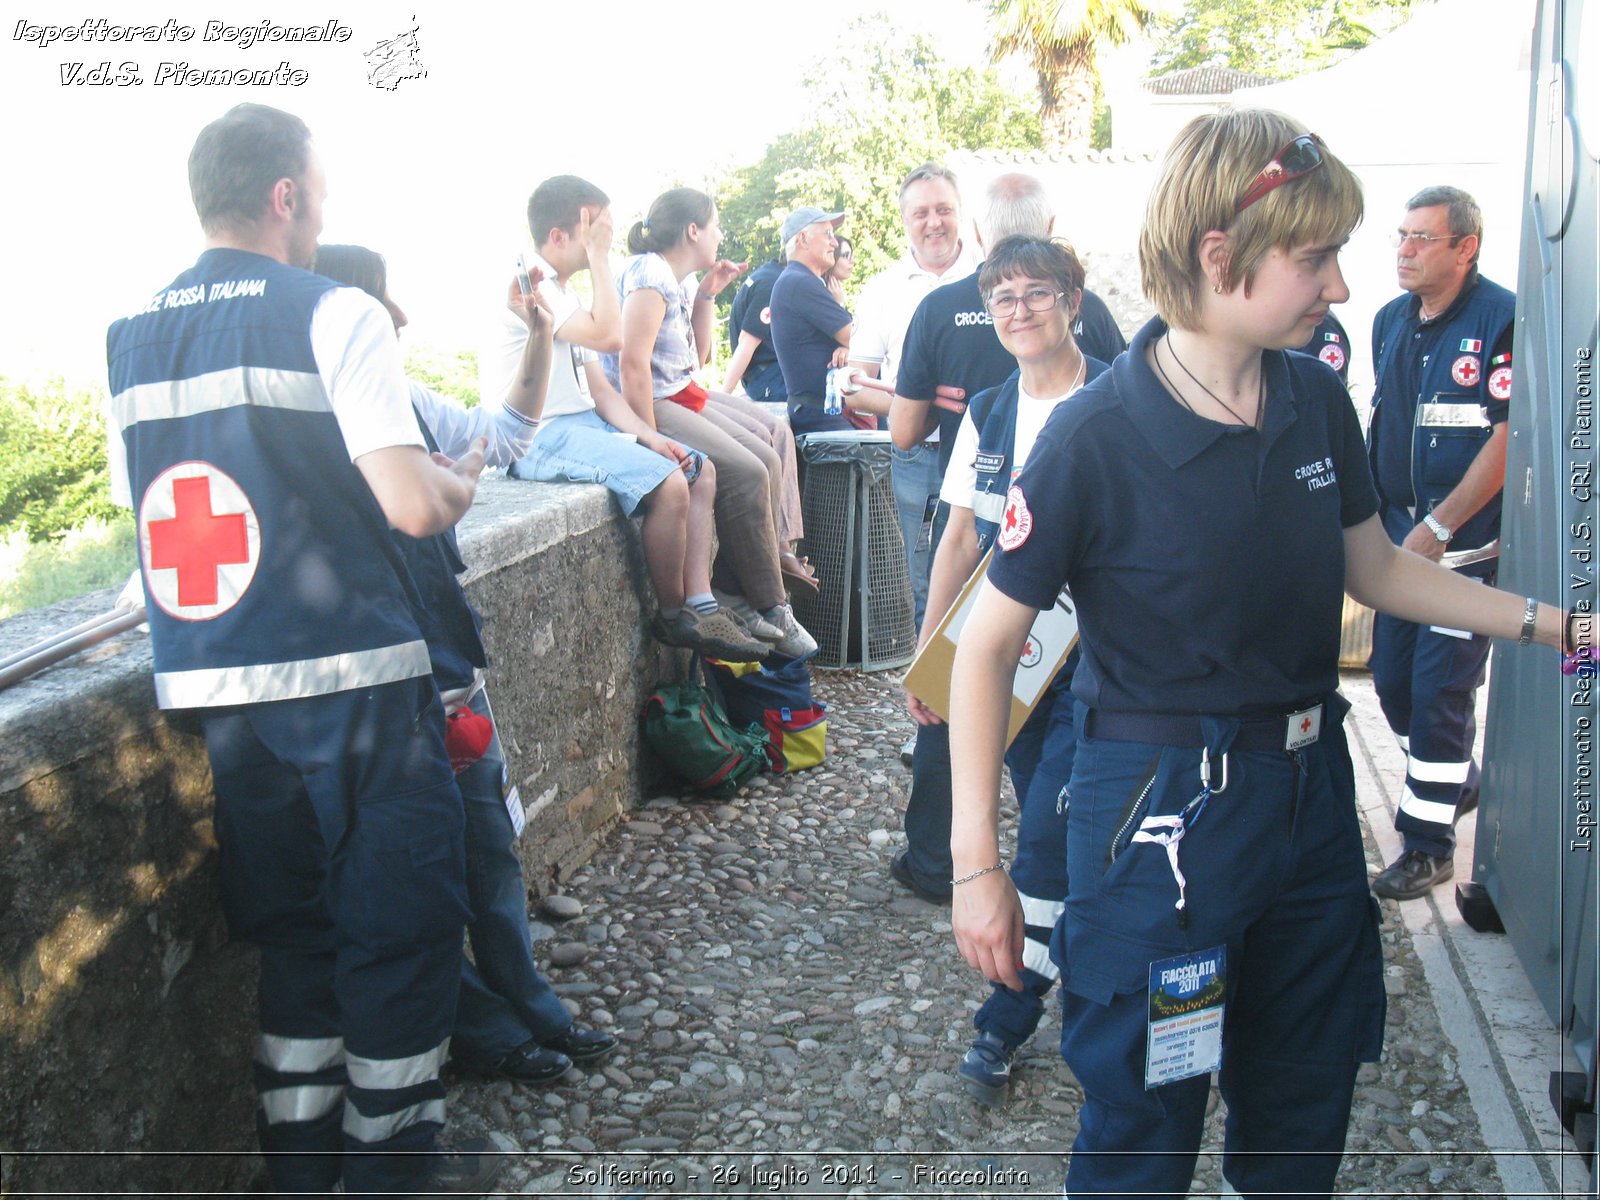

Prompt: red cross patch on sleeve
[
  {"left": 1488, "top": 365, "right": 1512, "bottom": 401},
  {"left": 998, "top": 484, "right": 1033, "bottom": 552}
]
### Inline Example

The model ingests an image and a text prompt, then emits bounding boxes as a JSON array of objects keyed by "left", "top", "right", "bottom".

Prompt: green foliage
[
  {"left": 986, "top": 0, "right": 1169, "bottom": 149},
  {"left": 1149, "top": 0, "right": 1413, "bottom": 78},
  {"left": 0, "top": 377, "right": 119, "bottom": 543},
  {"left": 404, "top": 343, "right": 480, "bottom": 409},
  {"left": 0, "top": 513, "right": 136, "bottom": 619},
  {"left": 713, "top": 15, "right": 1042, "bottom": 295}
]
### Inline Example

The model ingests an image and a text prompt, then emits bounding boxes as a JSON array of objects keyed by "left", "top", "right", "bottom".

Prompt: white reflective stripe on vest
[
  {"left": 345, "top": 1038, "right": 450, "bottom": 1093},
  {"left": 1407, "top": 755, "right": 1472, "bottom": 786},
  {"left": 257, "top": 1033, "right": 344, "bottom": 1075},
  {"left": 1416, "top": 401, "right": 1490, "bottom": 429},
  {"left": 973, "top": 491, "right": 1006, "bottom": 524},
  {"left": 154, "top": 639, "right": 431, "bottom": 708},
  {"left": 343, "top": 1097, "right": 446, "bottom": 1145},
  {"left": 112, "top": 365, "right": 330, "bottom": 432},
  {"left": 259, "top": 1084, "right": 344, "bottom": 1125},
  {"left": 1398, "top": 785, "right": 1459, "bottom": 826}
]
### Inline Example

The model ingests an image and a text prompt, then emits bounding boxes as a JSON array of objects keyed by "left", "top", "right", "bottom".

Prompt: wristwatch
[{"left": 1422, "top": 513, "right": 1453, "bottom": 544}]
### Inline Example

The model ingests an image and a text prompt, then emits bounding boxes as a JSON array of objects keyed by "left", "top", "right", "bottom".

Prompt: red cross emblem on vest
[
  {"left": 1451, "top": 354, "right": 1480, "bottom": 387},
  {"left": 139, "top": 462, "right": 260, "bottom": 620}
]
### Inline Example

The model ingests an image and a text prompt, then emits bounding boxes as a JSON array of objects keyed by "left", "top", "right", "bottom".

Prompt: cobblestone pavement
[{"left": 446, "top": 667, "right": 1510, "bottom": 1197}]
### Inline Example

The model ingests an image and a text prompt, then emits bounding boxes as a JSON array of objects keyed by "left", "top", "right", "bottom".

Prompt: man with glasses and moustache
[{"left": 1365, "top": 186, "right": 1516, "bottom": 901}]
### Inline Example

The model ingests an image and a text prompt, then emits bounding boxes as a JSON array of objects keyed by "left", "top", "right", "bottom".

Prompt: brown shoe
[{"left": 652, "top": 608, "right": 767, "bottom": 662}]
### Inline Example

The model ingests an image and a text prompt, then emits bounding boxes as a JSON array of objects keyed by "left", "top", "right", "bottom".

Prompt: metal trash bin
[{"left": 791, "top": 431, "right": 916, "bottom": 671}]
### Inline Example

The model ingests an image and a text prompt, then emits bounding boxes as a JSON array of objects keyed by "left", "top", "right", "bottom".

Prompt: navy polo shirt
[
  {"left": 988, "top": 316, "right": 1380, "bottom": 719},
  {"left": 728, "top": 258, "right": 783, "bottom": 373},
  {"left": 1294, "top": 310, "right": 1352, "bottom": 385},
  {"left": 1369, "top": 273, "right": 1513, "bottom": 507},
  {"left": 769, "top": 261, "right": 852, "bottom": 401},
  {"left": 897, "top": 268, "right": 1128, "bottom": 469}
]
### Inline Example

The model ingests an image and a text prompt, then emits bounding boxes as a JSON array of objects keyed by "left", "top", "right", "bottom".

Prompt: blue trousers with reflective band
[
  {"left": 205, "top": 676, "right": 470, "bottom": 1197},
  {"left": 973, "top": 689, "right": 1076, "bottom": 1049},
  {"left": 1053, "top": 698, "right": 1384, "bottom": 1200},
  {"left": 451, "top": 688, "right": 574, "bottom": 1063},
  {"left": 1370, "top": 505, "right": 1493, "bottom": 857}
]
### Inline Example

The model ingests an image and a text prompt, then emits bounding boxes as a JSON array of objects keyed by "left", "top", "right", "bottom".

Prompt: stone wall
[{"left": 0, "top": 476, "right": 671, "bottom": 1195}]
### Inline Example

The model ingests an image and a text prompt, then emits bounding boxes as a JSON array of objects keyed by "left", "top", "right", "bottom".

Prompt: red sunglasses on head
[{"left": 1234, "top": 133, "right": 1326, "bottom": 214}]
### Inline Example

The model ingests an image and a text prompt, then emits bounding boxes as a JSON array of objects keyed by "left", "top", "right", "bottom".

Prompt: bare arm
[
  {"left": 689, "top": 259, "right": 748, "bottom": 367},
  {"left": 503, "top": 275, "right": 555, "bottom": 426},
  {"left": 1399, "top": 424, "right": 1509, "bottom": 561},
  {"left": 355, "top": 440, "right": 486, "bottom": 538},
  {"left": 723, "top": 330, "right": 761, "bottom": 394},
  {"left": 947, "top": 581, "right": 1036, "bottom": 991},
  {"left": 1344, "top": 513, "right": 1563, "bottom": 645},
  {"left": 588, "top": 363, "right": 695, "bottom": 471},
  {"left": 890, "top": 393, "right": 939, "bottom": 448},
  {"left": 619, "top": 288, "right": 667, "bottom": 429},
  {"left": 545, "top": 208, "right": 621, "bottom": 354}
]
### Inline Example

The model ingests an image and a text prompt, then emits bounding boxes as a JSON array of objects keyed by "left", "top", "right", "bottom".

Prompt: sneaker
[
  {"left": 422, "top": 1134, "right": 506, "bottom": 1196},
  {"left": 712, "top": 591, "right": 784, "bottom": 642},
  {"left": 542, "top": 1025, "right": 618, "bottom": 1066},
  {"left": 764, "top": 603, "right": 818, "bottom": 660},
  {"left": 651, "top": 608, "right": 767, "bottom": 663},
  {"left": 889, "top": 849, "right": 951, "bottom": 904},
  {"left": 957, "top": 1032, "right": 1014, "bottom": 1107},
  {"left": 1371, "top": 849, "right": 1454, "bottom": 900}
]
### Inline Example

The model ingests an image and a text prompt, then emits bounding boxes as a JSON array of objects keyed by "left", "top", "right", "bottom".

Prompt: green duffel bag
[{"left": 640, "top": 657, "right": 769, "bottom": 799}]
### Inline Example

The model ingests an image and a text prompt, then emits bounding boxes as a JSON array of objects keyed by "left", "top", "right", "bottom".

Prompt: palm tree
[{"left": 987, "top": 0, "right": 1169, "bottom": 151}]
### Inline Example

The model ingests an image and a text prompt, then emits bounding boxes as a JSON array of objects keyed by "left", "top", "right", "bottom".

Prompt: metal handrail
[{"left": 0, "top": 602, "right": 147, "bottom": 692}]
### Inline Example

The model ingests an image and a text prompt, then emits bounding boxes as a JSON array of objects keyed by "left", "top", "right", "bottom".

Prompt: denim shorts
[{"left": 509, "top": 409, "right": 680, "bottom": 515}]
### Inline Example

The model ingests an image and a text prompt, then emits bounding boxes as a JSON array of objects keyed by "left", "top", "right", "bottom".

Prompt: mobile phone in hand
[{"left": 515, "top": 256, "right": 535, "bottom": 299}]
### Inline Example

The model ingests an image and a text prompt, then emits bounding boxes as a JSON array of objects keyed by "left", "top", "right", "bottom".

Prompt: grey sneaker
[
  {"left": 764, "top": 603, "right": 818, "bottom": 660},
  {"left": 712, "top": 590, "right": 784, "bottom": 642},
  {"left": 652, "top": 608, "right": 767, "bottom": 663}
]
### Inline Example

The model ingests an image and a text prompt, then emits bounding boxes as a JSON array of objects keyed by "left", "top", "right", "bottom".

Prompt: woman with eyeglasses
[
  {"left": 825, "top": 234, "right": 855, "bottom": 299},
  {"left": 946, "top": 108, "right": 1587, "bottom": 1198},
  {"left": 908, "top": 235, "right": 1106, "bottom": 1106}
]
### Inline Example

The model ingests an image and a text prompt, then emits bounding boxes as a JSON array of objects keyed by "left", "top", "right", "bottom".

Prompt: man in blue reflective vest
[
  {"left": 106, "top": 104, "right": 499, "bottom": 1196},
  {"left": 1366, "top": 186, "right": 1515, "bottom": 901}
]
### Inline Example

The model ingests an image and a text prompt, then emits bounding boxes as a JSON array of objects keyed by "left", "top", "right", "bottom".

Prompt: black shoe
[
  {"left": 1371, "top": 849, "right": 1454, "bottom": 900},
  {"left": 890, "top": 850, "right": 951, "bottom": 904},
  {"left": 471, "top": 1037, "right": 572, "bottom": 1085},
  {"left": 423, "top": 1134, "right": 506, "bottom": 1196},
  {"left": 543, "top": 1025, "right": 618, "bottom": 1066},
  {"left": 1456, "top": 791, "right": 1479, "bottom": 820}
]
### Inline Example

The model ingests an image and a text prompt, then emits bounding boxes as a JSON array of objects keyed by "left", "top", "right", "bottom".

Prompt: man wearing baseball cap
[{"left": 769, "top": 206, "right": 884, "bottom": 435}]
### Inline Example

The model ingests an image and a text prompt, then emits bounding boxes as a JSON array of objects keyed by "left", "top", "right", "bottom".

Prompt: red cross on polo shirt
[{"left": 148, "top": 475, "right": 250, "bottom": 607}]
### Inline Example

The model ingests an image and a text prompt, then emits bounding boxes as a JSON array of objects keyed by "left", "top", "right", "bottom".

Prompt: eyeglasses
[
  {"left": 1391, "top": 230, "right": 1460, "bottom": 248},
  {"left": 984, "top": 288, "right": 1064, "bottom": 318},
  {"left": 1234, "top": 133, "right": 1326, "bottom": 214}
]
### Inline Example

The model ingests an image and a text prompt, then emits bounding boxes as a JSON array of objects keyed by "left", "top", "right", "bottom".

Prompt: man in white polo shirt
[{"left": 848, "top": 162, "right": 981, "bottom": 631}]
